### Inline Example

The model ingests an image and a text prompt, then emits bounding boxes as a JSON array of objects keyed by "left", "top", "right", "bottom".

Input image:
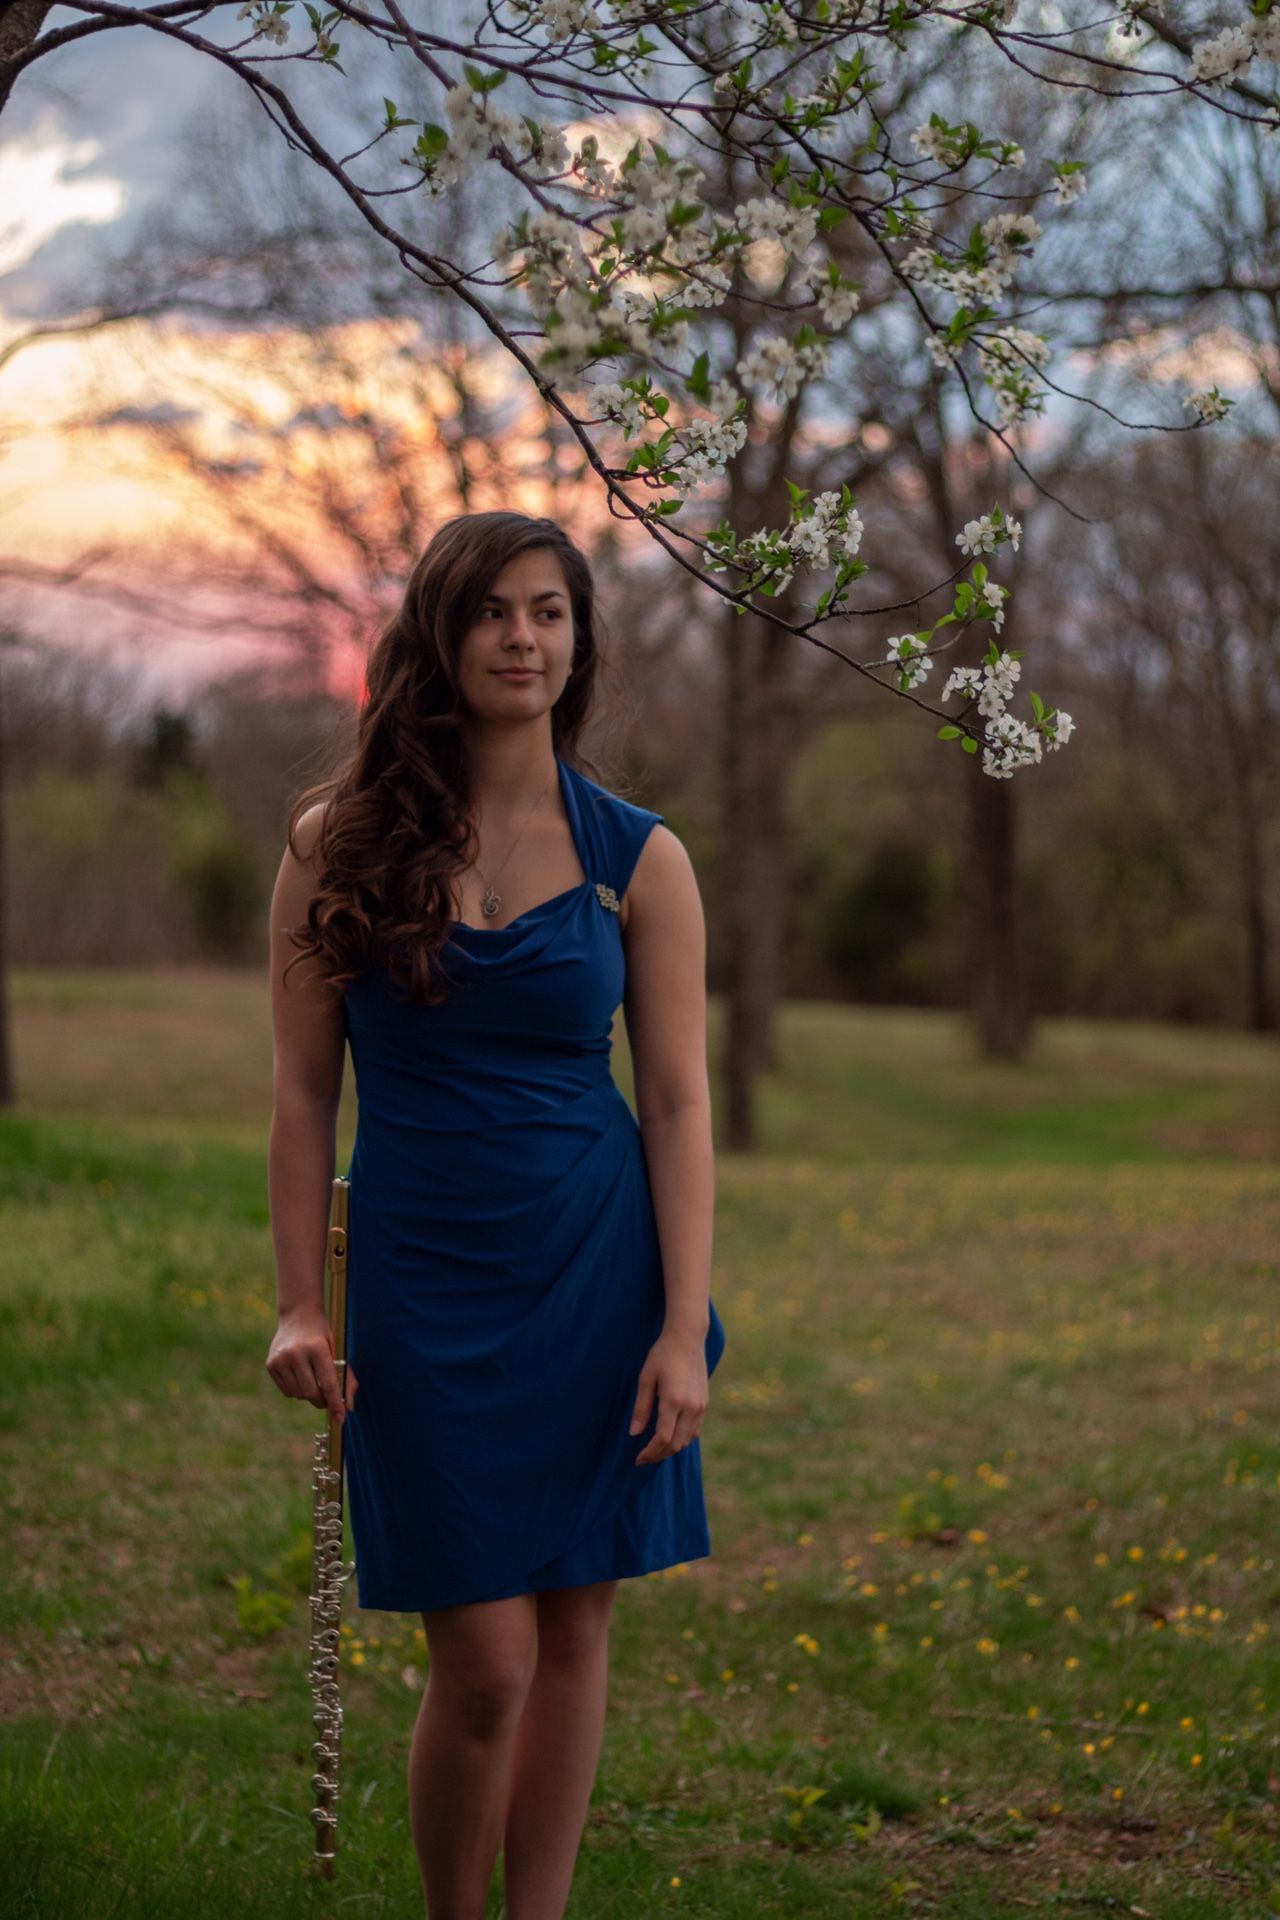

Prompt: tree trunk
[
  {"left": 720, "top": 599, "right": 756, "bottom": 1148},
  {"left": 965, "top": 742, "right": 1030, "bottom": 1059},
  {"left": 1240, "top": 811, "right": 1274, "bottom": 1032},
  {"left": 1225, "top": 749, "right": 1275, "bottom": 1033}
]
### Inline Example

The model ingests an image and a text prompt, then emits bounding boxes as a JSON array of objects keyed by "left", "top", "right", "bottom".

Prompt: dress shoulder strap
[
  {"left": 607, "top": 795, "right": 664, "bottom": 905},
  {"left": 561, "top": 759, "right": 664, "bottom": 906}
]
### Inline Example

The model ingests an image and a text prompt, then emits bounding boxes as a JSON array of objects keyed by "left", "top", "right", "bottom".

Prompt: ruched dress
[{"left": 340, "top": 754, "right": 727, "bottom": 1611}]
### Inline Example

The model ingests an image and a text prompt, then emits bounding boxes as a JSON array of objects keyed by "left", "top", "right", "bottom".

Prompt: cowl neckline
[{"left": 446, "top": 755, "right": 598, "bottom": 963}]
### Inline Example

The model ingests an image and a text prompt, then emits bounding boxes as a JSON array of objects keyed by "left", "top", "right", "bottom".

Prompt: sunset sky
[
  {"left": 0, "top": 18, "right": 640, "bottom": 696},
  {"left": 0, "top": 27, "right": 261, "bottom": 693}
]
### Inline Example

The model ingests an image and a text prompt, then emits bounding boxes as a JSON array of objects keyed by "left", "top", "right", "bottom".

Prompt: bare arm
[
  {"left": 264, "top": 806, "right": 353, "bottom": 1422},
  {"left": 620, "top": 824, "right": 714, "bottom": 1463}
]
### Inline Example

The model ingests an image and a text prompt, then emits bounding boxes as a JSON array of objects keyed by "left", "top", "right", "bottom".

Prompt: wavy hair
[{"left": 282, "top": 511, "right": 606, "bottom": 1006}]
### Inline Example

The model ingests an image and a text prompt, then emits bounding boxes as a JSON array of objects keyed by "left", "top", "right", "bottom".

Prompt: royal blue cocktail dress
[{"left": 340, "top": 754, "right": 727, "bottom": 1611}]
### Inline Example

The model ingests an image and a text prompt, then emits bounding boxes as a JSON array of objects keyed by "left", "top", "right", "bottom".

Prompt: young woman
[{"left": 265, "top": 509, "right": 726, "bottom": 1920}]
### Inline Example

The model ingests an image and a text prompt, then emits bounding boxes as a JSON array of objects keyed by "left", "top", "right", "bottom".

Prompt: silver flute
[{"left": 308, "top": 1173, "right": 357, "bottom": 1877}]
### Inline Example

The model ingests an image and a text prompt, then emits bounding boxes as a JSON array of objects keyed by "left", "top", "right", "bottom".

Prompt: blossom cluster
[
  {"left": 957, "top": 512, "right": 1023, "bottom": 557},
  {"left": 941, "top": 650, "right": 1074, "bottom": 778},
  {"left": 1183, "top": 387, "right": 1233, "bottom": 423},
  {"left": 901, "top": 211, "right": 1045, "bottom": 308},
  {"left": 976, "top": 327, "right": 1053, "bottom": 426},
  {"left": 1189, "top": 8, "right": 1280, "bottom": 90},
  {"left": 589, "top": 376, "right": 751, "bottom": 489},
  {"left": 899, "top": 207, "right": 1058, "bottom": 421},
  {"left": 870, "top": 506, "right": 1063, "bottom": 775},
  {"left": 910, "top": 115, "right": 1026, "bottom": 171},
  {"left": 784, "top": 492, "right": 866, "bottom": 566}
]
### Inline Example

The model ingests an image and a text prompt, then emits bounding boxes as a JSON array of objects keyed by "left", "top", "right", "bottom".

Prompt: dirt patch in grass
[
  {"left": 1152, "top": 1119, "right": 1278, "bottom": 1161},
  {"left": 881, "top": 1803, "right": 1264, "bottom": 1895},
  {"left": 0, "top": 1625, "right": 282, "bottom": 1725}
]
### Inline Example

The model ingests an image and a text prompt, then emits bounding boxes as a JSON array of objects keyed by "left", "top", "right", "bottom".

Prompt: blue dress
[{"left": 341, "top": 754, "right": 727, "bottom": 1611}]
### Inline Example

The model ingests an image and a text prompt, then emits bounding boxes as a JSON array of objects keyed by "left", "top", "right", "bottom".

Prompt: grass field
[{"left": 3, "top": 966, "right": 1279, "bottom": 1917}]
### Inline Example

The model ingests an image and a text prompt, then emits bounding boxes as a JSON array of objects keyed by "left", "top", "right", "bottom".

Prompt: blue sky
[{"left": 1, "top": 20, "right": 222, "bottom": 317}]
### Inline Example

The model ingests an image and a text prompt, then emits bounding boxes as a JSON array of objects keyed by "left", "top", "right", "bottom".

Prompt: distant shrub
[{"left": 165, "top": 768, "right": 263, "bottom": 962}]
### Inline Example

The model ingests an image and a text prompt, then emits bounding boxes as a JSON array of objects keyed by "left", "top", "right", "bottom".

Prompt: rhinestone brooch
[{"left": 594, "top": 883, "right": 620, "bottom": 913}]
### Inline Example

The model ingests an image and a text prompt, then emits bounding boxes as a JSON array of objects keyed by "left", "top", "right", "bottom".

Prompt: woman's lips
[{"left": 494, "top": 670, "right": 540, "bottom": 681}]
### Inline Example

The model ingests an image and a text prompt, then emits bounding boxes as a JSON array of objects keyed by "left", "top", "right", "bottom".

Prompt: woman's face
[{"left": 457, "top": 549, "right": 576, "bottom": 727}]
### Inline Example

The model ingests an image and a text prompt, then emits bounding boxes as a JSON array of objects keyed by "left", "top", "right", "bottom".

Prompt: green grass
[{"left": 4, "top": 966, "right": 1280, "bottom": 1917}]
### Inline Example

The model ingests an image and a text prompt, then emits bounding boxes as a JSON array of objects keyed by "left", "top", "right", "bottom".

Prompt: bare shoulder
[
  {"left": 620, "top": 821, "right": 700, "bottom": 934},
  {"left": 269, "top": 797, "right": 344, "bottom": 1096},
  {"left": 271, "top": 801, "right": 333, "bottom": 949},
  {"left": 291, "top": 800, "right": 332, "bottom": 870},
  {"left": 636, "top": 820, "right": 692, "bottom": 879}
]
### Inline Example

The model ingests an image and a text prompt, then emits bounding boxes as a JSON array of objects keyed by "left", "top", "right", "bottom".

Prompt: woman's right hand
[{"left": 266, "top": 1309, "right": 359, "bottom": 1424}]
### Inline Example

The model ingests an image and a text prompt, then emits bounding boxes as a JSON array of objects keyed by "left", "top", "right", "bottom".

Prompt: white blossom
[
  {"left": 813, "top": 281, "right": 861, "bottom": 329},
  {"left": 911, "top": 122, "right": 955, "bottom": 163},
  {"left": 1250, "top": 8, "right": 1280, "bottom": 61},
  {"left": 736, "top": 333, "right": 830, "bottom": 402},
  {"left": 671, "top": 413, "right": 750, "bottom": 488},
  {"left": 1190, "top": 21, "right": 1254, "bottom": 87},
  {"left": 588, "top": 381, "right": 648, "bottom": 437},
  {"left": 957, "top": 511, "right": 1022, "bottom": 555},
  {"left": 980, "top": 210, "right": 1043, "bottom": 251},
  {"left": 535, "top": 0, "right": 596, "bottom": 39},
  {"left": 238, "top": 1, "right": 289, "bottom": 44},
  {"left": 733, "top": 195, "right": 820, "bottom": 260},
  {"left": 1184, "top": 387, "right": 1230, "bottom": 422},
  {"left": 886, "top": 634, "right": 933, "bottom": 688},
  {"left": 941, "top": 666, "right": 983, "bottom": 703}
]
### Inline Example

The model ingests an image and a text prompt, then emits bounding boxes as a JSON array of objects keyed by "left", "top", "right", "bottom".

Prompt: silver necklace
[{"left": 470, "top": 768, "right": 555, "bottom": 918}]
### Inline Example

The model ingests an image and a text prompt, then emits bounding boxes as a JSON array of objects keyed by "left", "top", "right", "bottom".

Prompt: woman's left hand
[{"left": 629, "top": 1328, "right": 710, "bottom": 1465}]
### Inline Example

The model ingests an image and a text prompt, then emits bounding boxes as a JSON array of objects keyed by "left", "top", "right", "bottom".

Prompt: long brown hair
[{"left": 283, "top": 511, "right": 605, "bottom": 1006}]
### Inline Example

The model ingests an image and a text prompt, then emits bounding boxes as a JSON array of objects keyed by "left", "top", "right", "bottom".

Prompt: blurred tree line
[{"left": 2, "top": 566, "right": 1272, "bottom": 1029}]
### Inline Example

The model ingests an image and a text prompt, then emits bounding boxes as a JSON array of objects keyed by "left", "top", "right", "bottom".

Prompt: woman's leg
[
  {"left": 501, "top": 1580, "right": 620, "bottom": 1920},
  {"left": 412, "top": 1592, "right": 540, "bottom": 1920}
]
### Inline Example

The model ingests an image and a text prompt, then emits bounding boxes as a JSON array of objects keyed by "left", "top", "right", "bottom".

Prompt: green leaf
[{"left": 937, "top": 725, "right": 962, "bottom": 740}]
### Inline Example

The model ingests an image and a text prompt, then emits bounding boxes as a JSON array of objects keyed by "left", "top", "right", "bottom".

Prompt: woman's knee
[{"left": 420, "top": 1595, "right": 538, "bottom": 1738}]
